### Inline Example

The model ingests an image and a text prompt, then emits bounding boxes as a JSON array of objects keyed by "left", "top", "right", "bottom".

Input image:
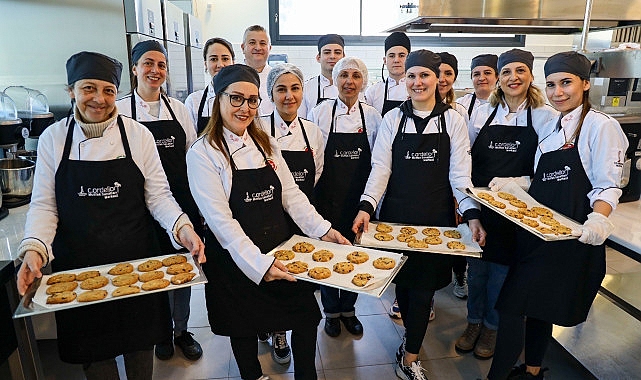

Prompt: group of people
[{"left": 15, "top": 22, "right": 628, "bottom": 380}]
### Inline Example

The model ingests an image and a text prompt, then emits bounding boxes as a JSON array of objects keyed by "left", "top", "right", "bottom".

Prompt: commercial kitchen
[{"left": 1, "top": 0, "right": 640, "bottom": 379}]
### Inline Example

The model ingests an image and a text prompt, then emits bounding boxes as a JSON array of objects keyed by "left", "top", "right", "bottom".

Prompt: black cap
[
  {"left": 471, "top": 54, "right": 498, "bottom": 72},
  {"left": 131, "top": 40, "right": 168, "bottom": 64},
  {"left": 385, "top": 32, "right": 411, "bottom": 54},
  {"left": 317, "top": 34, "right": 345, "bottom": 53},
  {"left": 498, "top": 49, "right": 534, "bottom": 71},
  {"left": 213, "top": 64, "right": 260, "bottom": 94},
  {"left": 405, "top": 50, "right": 441, "bottom": 77},
  {"left": 66, "top": 51, "right": 123, "bottom": 88},
  {"left": 544, "top": 51, "right": 592, "bottom": 80},
  {"left": 438, "top": 52, "right": 458, "bottom": 78}
]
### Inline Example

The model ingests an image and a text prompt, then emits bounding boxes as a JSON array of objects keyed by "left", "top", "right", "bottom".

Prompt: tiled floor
[{"left": 37, "top": 281, "right": 596, "bottom": 380}]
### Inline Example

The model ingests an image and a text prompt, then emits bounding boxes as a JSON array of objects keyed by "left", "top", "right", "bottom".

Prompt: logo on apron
[
  {"left": 404, "top": 149, "right": 438, "bottom": 162},
  {"left": 542, "top": 166, "right": 572, "bottom": 182},
  {"left": 156, "top": 136, "right": 176, "bottom": 149},
  {"left": 334, "top": 147, "right": 363, "bottom": 160},
  {"left": 77, "top": 182, "right": 122, "bottom": 199},
  {"left": 292, "top": 168, "right": 309, "bottom": 183},
  {"left": 244, "top": 185, "right": 276, "bottom": 203},
  {"left": 488, "top": 140, "right": 521, "bottom": 152}
]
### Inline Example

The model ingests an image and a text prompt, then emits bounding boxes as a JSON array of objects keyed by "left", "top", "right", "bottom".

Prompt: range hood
[{"left": 386, "top": 0, "right": 641, "bottom": 34}]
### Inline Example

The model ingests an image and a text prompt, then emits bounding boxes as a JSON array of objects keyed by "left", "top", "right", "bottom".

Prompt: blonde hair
[{"left": 489, "top": 84, "right": 546, "bottom": 109}]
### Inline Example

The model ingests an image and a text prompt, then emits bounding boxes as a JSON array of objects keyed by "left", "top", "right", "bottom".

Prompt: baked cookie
[
  {"left": 312, "top": 249, "right": 334, "bottom": 262},
  {"left": 141, "top": 279, "right": 170, "bottom": 291},
  {"left": 447, "top": 241, "right": 466, "bottom": 250},
  {"left": 139, "top": 271, "right": 165, "bottom": 282},
  {"left": 531, "top": 206, "right": 553, "bottom": 218},
  {"left": 552, "top": 224, "right": 572, "bottom": 235},
  {"left": 76, "top": 270, "right": 100, "bottom": 281},
  {"left": 521, "top": 218, "right": 540, "bottom": 228},
  {"left": 422, "top": 227, "right": 441, "bottom": 236},
  {"left": 397, "top": 233, "right": 417, "bottom": 242},
  {"left": 162, "top": 255, "right": 187, "bottom": 266},
  {"left": 400, "top": 226, "right": 418, "bottom": 235},
  {"left": 113, "top": 285, "right": 141, "bottom": 297},
  {"left": 107, "top": 263, "right": 134, "bottom": 275},
  {"left": 46, "top": 291, "right": 76, "bottom": 304},
  {"left": 80, "top": 276, "right": 109, "bottom": 290},
  {"left": 171, "top": 272, "right": 196, "bottom": 285},
  {"left": 308, "top": 267, "right": 331, "bottom": 280},
  {"left": 505, "top": 209, "right": 524, "bottom": 219},
  {"left": 443, "top": 230, "right": 462, "bottom": 239},
  {"left": 376, "top": 223, "right": 393, "bottom": 233},
  {"left": 374, "top": 233, "right": 394, "bottom": 241},
  {"left": 373, "top": 257, "right": 396, "bottom": 270},
  {"left": 351, "top": 273, "right": 373, "bottom": 287},
  {"left": 477, "top": 191, "right": 495, "bottom": 201},
  {"left": 46, "top": 282, "right": 78, "bottom": 295},
  {"left": 346, "top": 251, "right": 369, "bottom": 264},
  {"left": 286, "top": 261, "right": 308, "bottom": 274},
  {"left": 408, "top": 240, "right": 429, "bottom": 248},
  {"left": 111, "top": 273, "right": 139, "bottom": 287},
  {"left": 489, "top": 200, "right": 507, "bottom": 209},
  {"left": 536, "top": 226, "right": 556, "bottom": 235},
  {"left": 497, "top": 191, "right": 516, "bottom": 201},
  {"left": 540, "top": 216, "right": 560, "bottom": 226},
  {"left": 424, "top": 236, "right": 443, "bottom": 245},
  {"left": 509, "top": 199, "right": 528, "bottom": 209},
  {"left": 292, "top": 242, "right": 315, "bottom": 253},
  {"left": 518, "top": 208, "right": 538, "bottom": 218},
  {"left": 274, "top": 250, "right": 296, "bottom": 261},
  {"left": 77, "top": 290, "right": 108, "bottom": 302},
  {"left": 166, "top": 262, "right": 194, "bottom": 275},
  {"left": 46, "top": 273, "right": 76, "bottom": 285},
  {"left": 333, "top": 262, "right": 355, "bottom": 274},
  {"left": 137, "top": 259, "right": 163, "bottom": 272}
]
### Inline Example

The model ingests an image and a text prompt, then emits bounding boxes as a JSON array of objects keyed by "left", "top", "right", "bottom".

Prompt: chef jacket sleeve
[
  {"left": 446, "top": 110, "right": 481, "bottom": 214},
  {"left": 306, "top": 121, "right": 325, "bottom": 185},
  {"left": 171, "top": 98, "right": 198, "bottom": 148},
  {"left": 365, "top": 107, "right": 383, "bottom": 149},
  {"left": 184, "top": 91, "right": 200, "bottom": 129}
]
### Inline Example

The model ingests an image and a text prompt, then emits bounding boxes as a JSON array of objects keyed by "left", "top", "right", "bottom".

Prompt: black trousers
[
  {"left": 396, "top": 284, "right": 435, "bottom": 354},
  {"left": 82, "top": 349, "right": 153, "bottom": 380}
]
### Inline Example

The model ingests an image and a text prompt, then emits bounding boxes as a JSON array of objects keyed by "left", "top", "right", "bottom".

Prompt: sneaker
[
  {"left": 271, "top": 332, "right": 291, "bottom": 364},
  {"left": 455, "top": 323, "right": 482, "bottom": 353},
  {"left": 473, "top": 326, "right": 497, "bottom": 359},
  {"left": 256, "top": 376, "right": 271, "bottom": 380},
  {"left": 396, "top": 338, "right": 406, "bottom": 363},
  {"left": 174, "top": 330, "right": 203, "bottom": 361},
  {"left": 389, "top": 299, "right": 402, "bottom": 319},
  {"left": 257, "top": 332, "right": 272, "bottom": 342},
  {"left": 154, "top": 337, "right": 174, "bottom": 360},
  {"left": 453, "top": 273, "right": 468, "bottom": 299},
  {"left": 429, "top": 298, "right": 435, "bottom": 321},
  {"left": 395, "top": 356, "right": 428, "bottom": 380},
  {"left": 508, "top": 365, "right": 548, "bottom": 380}
]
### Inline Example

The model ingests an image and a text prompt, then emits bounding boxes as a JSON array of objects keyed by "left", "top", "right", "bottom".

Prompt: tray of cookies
[
  {"left": 356, "top": 222, "right": 483, "bottom": 258},
  {"left": 267, "top": 235, "right": 407, "bottom": 298},
  {"left": 13, "top": 253, "right": 206, "bottom": 318},
  {"left": 464, "top": 182, "right": 581, "bottom": 241}
]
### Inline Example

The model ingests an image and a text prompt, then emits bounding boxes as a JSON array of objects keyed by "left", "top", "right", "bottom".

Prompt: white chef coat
[
  {"left": 186, "top": 129, "right": 332, "bottom": 285},
  {"left": 536, "top": 106, "right": 628, "bottom": 210},
  {"left": 242, "top": 62, "right": 274, "bottom": 117},
  {"left": 451, "top": 101, "right": 470, "bottom": 125},
  {"left": 456, "top": 92, "right": 488, "bottom": 114},
  {"left": 116, "top": 91, "right": 197, "bottom": 150},
  {"left": 298, "top": 75, "right": 339, "bottom": 118},
  {"left": 307, "top": 98, "right": 382, "bottom": 150},
  {"left": 364, "top": 77, "right": 409, "bottom": 115},
  {"left": 360, "top": 107, "right": 480, "bottom": 215},
  {"left": 468, "top": 100, "right": 558, "bottom": 146},
  {"left": 184, "top": 82, "right": 215, "bottom": 130},
  {"left": 22, "top": 114, "right": 186, "bottom": 263},
  {"left": 258, "top": 112, "right": 325, "bottom": 185}
]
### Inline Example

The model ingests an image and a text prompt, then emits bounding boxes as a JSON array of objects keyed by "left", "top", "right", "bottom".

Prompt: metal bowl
[{"left": 0, "top": 158, "right": 35, "bottom": 197}]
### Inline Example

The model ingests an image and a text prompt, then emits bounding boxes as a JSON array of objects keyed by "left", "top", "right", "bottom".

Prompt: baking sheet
[
  {"left": 267, "top": 235, "right": 406, "bottom": 298},
  {"left": 356, "top": 222, "right": 482, "bottom": 258},
  {"left": 465, "top": 182, "right": 581, "bottom": 241},
  {"left": 13, "top": 253, "right": 207, "bottom": 319}
]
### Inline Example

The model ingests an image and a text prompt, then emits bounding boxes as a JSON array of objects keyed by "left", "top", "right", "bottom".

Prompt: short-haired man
[{"left": 241, "top": 24, "right": 274, "bottom": 116}]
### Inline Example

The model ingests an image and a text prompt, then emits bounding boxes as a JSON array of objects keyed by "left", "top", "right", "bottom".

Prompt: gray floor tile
[
  {"left": 188, "top": 287, "right": 210, "bottom": 329},
  {"left": 323, "top": 363, "right": 397, "bottom": 380}
]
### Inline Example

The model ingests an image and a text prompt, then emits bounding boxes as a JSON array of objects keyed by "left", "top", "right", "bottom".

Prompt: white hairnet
[
  {"left": 266, "top": 63, "right": 305, "bottom": 101},
  {"left": 332, "top": 57, "right": 368, "bottom": 92}
]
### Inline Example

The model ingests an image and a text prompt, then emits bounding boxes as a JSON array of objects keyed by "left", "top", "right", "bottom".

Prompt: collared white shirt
[
  {"left": 359, "top": 107, "right": 480, "bottom": 216},
  {"left": 307, "top": 98, "right": 382, "bottom": 150},
  {"left": 298, "top": 74, "right": 339, "bottom": 118},
  {"left": 457, "top": 93, "right": 488, "bottom": 115},
  {"left": 184, "top": 82, "right": 215, "bottom": 130},
  {"left": 451, "top": 102, "right": 470, "bottom": 125},
  {"left": 253, "top": 63, "right": 275, "bottom": 117},
  {"left": 186, "top": 128, "right": 331, "bottom": 285},
  {"left": 537, "top": 106, "right": 628, "bottom": 210},
  {"left": 259, "top": 112, "right": 325, "bottom": 184},
  {"left": 364, "top": 77, "right": 409, "bottom": 115}
]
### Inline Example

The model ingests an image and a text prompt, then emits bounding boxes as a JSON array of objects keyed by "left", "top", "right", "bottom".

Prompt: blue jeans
[
  {"left": 466, "top": 257, "right": 509, "bottom": 330},
  {"left": 320, "top": 285, "right": 358, "bottom": 318},
  {"left": 168, "top": 287, "right": 191, "bottom": 335}
]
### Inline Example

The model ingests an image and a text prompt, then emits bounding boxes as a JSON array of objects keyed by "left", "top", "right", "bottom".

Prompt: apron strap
[
  {"left": 482, "top": 105, "right": 499, "bottom": 129},
  {"left": 222, "top": 132, "right": 270, "bottom": 172},
  {"left": 197, "top": 86, "right": 209, "bottom": 119},
  {"left": 62, "top": 116, "right": 131, "bottom": 160},
  {"left": 161, "top": 93, "right": 179, "bottom": 122},
  {"left": 384, "top": 79, "right": 390, "bottom": 102},
  {"left": 330, "top": 99, "right": 368, "bottom": 135},
  {"left": 467, "top": 93, "right": 477, "bottom": 117}
]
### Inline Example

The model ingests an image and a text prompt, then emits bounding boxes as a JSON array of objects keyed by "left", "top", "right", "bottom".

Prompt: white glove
[
  {"left": 488, "top": 176, "right": 531, "bottom": 192},
  {"left": 571, "top": 212, "right": 614, "bottom": 246}
]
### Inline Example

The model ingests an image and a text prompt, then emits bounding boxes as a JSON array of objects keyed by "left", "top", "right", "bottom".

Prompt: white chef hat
[
  {"left": 332, "top": 57, "right": 368, "bottom": 92},
  {"left": 266, "top": 63, "right": 305, "bottom": 101}
]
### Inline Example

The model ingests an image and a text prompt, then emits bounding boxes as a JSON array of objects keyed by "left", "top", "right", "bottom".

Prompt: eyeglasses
[{"left": 221, "top": 92, "right": 261, "bottom": 109}]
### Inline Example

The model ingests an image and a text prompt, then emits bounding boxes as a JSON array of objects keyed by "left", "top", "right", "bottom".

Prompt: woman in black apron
[
  {"left": 186, "top": 64, "right": 348, "bottom": 380},
  {"left": 353, "top": 50, "right": 486, "bottom": 380},
  {"left": 185, "top": 37, "right": 235, "bottom": 134},
  {"left": 16, "top": 51, "right": 204, "bottom": 380},
  {"left": 456, "top": 54, "right": 498, "bottom": 119},
  {"left": 484, "top": 52, "right": 628, "bottom": 380},
  {"left": 116, "top": 40, "right": 204, "bottom": 361}
]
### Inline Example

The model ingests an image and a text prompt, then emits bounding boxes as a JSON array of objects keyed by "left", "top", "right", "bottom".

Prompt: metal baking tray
[
  {"left": 13, "top": 253, "right": 207, "bottom": 319},
  {"left": 267, "top": 235, "right": 406, "bottom": 298}
]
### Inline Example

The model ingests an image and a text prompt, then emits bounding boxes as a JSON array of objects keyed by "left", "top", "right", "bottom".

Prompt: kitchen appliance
[
  {"left": 3, "top": 86, "right": 56, "bottom": 153},
  {"left": 0, "top": 158, "right": 35, "bottom": 208},
  {"left": 161, "top": 0, "right": 189, "bottom": 102},
  {"left": 184, "top": 13, "right": 205, "bottom": 94},
  {"left": 0, "top": 92, "right": 27, "bottom": 160}
]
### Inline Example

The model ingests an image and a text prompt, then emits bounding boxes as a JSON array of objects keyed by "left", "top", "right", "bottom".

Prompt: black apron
[
  {"left": 196, "top": 86, "right": 211, "bottom": 134},
  {"left": 52, "top": 116, "right": 170, "bottom": 363},
  {"left": 496, "top": 123, "right": 605, "bottom": 326},
  {"left": 470, "top": 106, "right": 538, "bottom": 265},
  {"left": 379, "top": 108, "right": 455, "bottom": 290},
  {"left": 314, "top": 100, "right": 371, "bottom": 242},
  {"left": 131, "top": 94, "right": 203, "bottom": 249},
  {"left": 203, "top": 137, "right": 320, "bottom": 336},
  {"left": 467, "top": 93, "right": 477, "bottom": 118},
  {"left": 316, "top": 76, "right": 330, "bottom": 105},
  {"left": 381, "top": 79, "right": 404, "bottom": 116}
]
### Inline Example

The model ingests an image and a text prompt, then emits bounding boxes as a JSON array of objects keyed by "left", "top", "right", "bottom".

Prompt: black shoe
[
  {"left": 340, "top": 315, "right": 363, "bottom": 335},
  {"left": 257, "top": 332, "right": 272, "bottom": 342},
  {"left": 324, "top": 317, "right": 341, "bottom": 337},
  {"left": 174, "top": 331, "right": 203, "bottom": 361},
  {"left": 155, "top": 337, "right": 174, "bottom": 360}
]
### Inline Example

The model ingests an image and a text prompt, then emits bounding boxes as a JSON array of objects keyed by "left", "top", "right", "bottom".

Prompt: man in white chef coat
[{"left": 241, "top": 24, "right": 274, "bottom": 117}]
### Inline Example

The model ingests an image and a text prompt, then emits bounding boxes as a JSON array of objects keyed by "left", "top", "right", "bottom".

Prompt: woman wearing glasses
[{"left": 186, "top": 64, "right": 349, "bottom": 380}]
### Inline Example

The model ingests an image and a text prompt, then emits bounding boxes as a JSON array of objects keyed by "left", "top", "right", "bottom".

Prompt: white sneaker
[
  {"left": 256, "top": 376, "right": 270, "bottom": 380},
  {"left": 429, "top": 298, "right": 435, "bottom": 321},
  {"left": 395, "top": 357, "right": 428, "bottom": 380},
  {"left": 389, "top": 299, "right": 402, "bottom": 319},
  {"left": 453, "top": 273, "right": 468, "bottom": 299},
  {"left": 271, "top": 332, "right": 291, "bottom": 364}
]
